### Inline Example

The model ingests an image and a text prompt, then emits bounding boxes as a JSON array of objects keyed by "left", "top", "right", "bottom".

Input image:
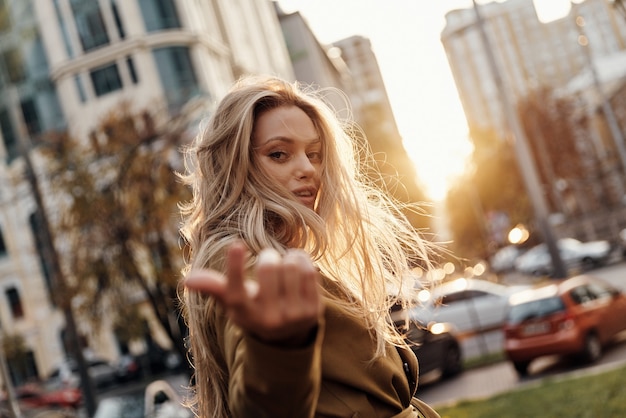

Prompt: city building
[
  {"left": 333, "top": 35, "right": 429, "bottom": 226},
  {"left": 275, "top": 5, "right": 355, "bottom": 114},
  {"left": 0, "top": 0, "right": 293, "bottom": 385},
  {"left": 441, "top": 0, "right": 626, "bottom": 241},
  {"left": 442, "top": 0, "right": 625, "bottom": 136}
]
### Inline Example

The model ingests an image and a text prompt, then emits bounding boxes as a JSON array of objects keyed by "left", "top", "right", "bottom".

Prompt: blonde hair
[{"left": 179, "top": 75, "right": 433, "bottom": 418}]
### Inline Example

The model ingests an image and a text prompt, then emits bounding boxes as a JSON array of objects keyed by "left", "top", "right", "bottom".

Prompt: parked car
[
  {"left": 406, "top": 319, "right": 463, "bottom": 379},
  {"left": 15, "top": 383, "right": 82, "bottom": 409},
  {"left": 514, "top": 237, "right": 612, "bottom": 276},
  {"left": 93, "top": 379, "right": 192, "bottom": 418},
  {"left": 490, "top": 245, "right": 524, "bottom": 273},
  {"left": 116, "top": 347, "right": 184, "bottom": 382},
  {"left": 391, "top": 305, "right": 462, "bottom": 380},
  {"left": 619, "top": 228, "right": 626, "bottom": 257},
  {"left": 503, "top": 274, "right": 626, "bottom": 376},
  {"left": 115, "top": 354, "right": 142, "bottom": 382},
  {"left": 48, "top": 357, "right": 118, "bottom": 389},
  {"left": 409, "top": 278, "right": 529, "bottom": 336}
]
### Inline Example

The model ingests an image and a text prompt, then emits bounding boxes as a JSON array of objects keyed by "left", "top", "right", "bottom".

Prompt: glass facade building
[{"left": 0, "top": 0, "right": 64, "bottom": 162}]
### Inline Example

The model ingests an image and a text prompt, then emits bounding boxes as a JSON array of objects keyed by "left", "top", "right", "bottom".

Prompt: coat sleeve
[{"left": 221, "top": 315, "right": 325, "bottom": 418}]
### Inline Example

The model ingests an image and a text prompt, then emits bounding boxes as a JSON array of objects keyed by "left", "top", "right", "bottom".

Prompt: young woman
[{"left": 179, "top": 75, "right": 440, "bottom": 418}]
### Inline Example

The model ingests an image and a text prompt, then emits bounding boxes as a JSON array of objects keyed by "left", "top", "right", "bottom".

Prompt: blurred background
[{"left": 1, "top": 0, "right": 626, "bottom": 417}]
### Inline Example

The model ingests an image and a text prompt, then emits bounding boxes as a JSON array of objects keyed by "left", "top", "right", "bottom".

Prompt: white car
[
  {"left": 490, "top": 245, "right": 524, "bottom": 273},
  {"left": 514, "top": 237, "right": 612, "bottom": 276},
  {"left": 408, "top": 278, "right": 529, "bottom": 336}
]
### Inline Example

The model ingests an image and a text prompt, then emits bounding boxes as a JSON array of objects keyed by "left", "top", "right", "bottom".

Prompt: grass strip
[{"left": 436, "top": 364, "right": 626, "bottom": 418}]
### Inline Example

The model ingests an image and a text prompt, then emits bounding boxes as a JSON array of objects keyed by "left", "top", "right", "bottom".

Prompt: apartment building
[
  {"left": 441, "top": 0, "right": 626, "bottom": 239},
  {"left": 276, "top": 5, "right": 355, "bottom": 115},
  {"left": 0, "top": 0, "right": 294, "bottom": 384}
]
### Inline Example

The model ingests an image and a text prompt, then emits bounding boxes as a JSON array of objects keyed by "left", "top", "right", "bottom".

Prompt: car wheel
[
  {"left": 581, "top": 257, "right": 597, "bottom": 271},
  {"left": 581, "top": 332, "right": 602, "bottom": 363},
  {"left": 512, "top": 360, "right": 530, "bottom": 376},
  {"left": 442, "top": 343, "right": 463, "bottom": 377}
]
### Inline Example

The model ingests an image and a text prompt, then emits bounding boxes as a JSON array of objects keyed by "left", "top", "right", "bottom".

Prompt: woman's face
[{"left": 252, "top": 105, "right": 322, "bottom": 210}]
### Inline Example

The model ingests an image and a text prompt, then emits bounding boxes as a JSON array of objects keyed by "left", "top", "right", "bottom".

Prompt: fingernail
[{"left": 258, "top": 248, "right": 281, "bottom": 264}]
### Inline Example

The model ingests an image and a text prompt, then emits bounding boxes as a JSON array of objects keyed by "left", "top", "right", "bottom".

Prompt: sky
[{"left": 277, "top": 0, "right": 573, "bottom": 201}]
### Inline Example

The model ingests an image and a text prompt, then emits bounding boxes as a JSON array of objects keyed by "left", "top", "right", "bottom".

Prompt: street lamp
[{"left": 508, "top": 224, "right": 530, "bottom": 245}]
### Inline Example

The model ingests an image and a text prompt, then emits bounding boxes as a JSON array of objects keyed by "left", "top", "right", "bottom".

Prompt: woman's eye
[
  {"left": 268, "top": 151, "right": 288, "bottom": 161},
  {"left": 308, "top": 152, "right": 322, "bottom": 162}
]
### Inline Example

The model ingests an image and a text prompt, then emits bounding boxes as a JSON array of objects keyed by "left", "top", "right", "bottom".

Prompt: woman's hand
[{"left": 185, "top": 241, "right": 323, "bottom": 347}]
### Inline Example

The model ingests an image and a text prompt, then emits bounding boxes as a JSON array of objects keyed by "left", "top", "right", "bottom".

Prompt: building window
[
  {"left": 21, "top": 99, "right": 41, "bottom": 136},
  {"left": 0, "top": 227, "right": 6, "bottom": 257},
  {"left": 53, "top": 0, "right": 74, "bottom": 57},
  {"left": 0, "top": 0, "right": 10, "bottom": 33},
  {"left": 74, "top": 74, "right": 86, "bottom": 102},
  {"left": 8, "top": 350, "right": 39, "bottom": 387},
  {"left": 6, "top": 287, "right": 24, "bottom": 319},
  {"left": 111, "top": 0, "right": 125, "bottom": 39},
  {"left": 0, "top": 109, "right": 18, "bottom": 162},
  {"left": 90, "top": 63, "right": 122, "bottom": 96},
  {"left": 153, "top": 46, "right": 198, "bottom": 110},
  {"left": 139, "top": 0, "right": 180, "bottom": 32},
  {"left": 70, "top": 0, "right": 110, "bottom": 52},
  {"left": 126, "top": 57, "right": 138, "bottom": 84},
  {"left": 1, "top": 48, "right": 26, "bottom": 83}
]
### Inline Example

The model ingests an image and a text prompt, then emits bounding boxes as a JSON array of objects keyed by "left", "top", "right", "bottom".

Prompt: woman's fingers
[
  {"left": 184, "top": 269, "right": 228, "bottom": 301},
  {"left": 256, "top": 248, "right": 283, "bottom": 297},
  {"left": 185, "top": 243, "right": 323, "bottom": 344},
  {"left": 184, "top": 241, "right": 250, "bottom": 302},
  {"left": 282, "top": 250, "right": 315, "bottom": 303},
  {"left": 223, "top": 241, "right": 249, "bottom": 308}
]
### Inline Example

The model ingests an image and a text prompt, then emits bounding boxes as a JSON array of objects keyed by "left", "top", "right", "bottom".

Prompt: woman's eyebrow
[{"left": 255, "top": 136, "right": 321, "bottom": 148}]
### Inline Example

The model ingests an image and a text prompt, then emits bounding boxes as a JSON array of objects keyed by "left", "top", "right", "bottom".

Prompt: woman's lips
[{"left": 293, "top": 188, "right": 317, "bottom": 208}]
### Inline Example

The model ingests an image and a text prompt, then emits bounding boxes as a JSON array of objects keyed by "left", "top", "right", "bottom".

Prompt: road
[{"left": 416, "top": 260, "right": 626, "bottom": 408}]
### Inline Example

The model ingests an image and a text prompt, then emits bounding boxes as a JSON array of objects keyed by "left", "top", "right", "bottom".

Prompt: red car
[
  {"left": 503, "top": 275, "right": 626, "bottom": 376},
  {"left": 16, "top": 384, "right": 82, "bottom": 409}
]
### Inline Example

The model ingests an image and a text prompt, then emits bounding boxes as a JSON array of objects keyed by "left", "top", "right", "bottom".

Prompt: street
[{"left": 416, "top": 260, "right": 626, "bottom": 408}]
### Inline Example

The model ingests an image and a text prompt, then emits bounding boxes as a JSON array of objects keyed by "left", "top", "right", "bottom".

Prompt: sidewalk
[{"left": 416, "top": 339, "right": 626, "bottom": 409}]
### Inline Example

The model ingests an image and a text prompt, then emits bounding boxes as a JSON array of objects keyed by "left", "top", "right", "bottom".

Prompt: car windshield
[{"left": 508, "top": 296, "right": 565, "bottom": 324}]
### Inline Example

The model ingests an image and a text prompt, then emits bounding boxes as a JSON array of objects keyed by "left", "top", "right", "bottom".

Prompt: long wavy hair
[{"left": 178, "top": 75, "right": 433, "bottom": 418}]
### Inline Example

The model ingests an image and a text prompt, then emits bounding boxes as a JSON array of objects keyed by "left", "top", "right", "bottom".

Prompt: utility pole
[
  {"left": 471, "top": 0, "right": 567, "bottom": 278},
  {"left": 8, "top": 89, "right": 98, "bottom": 416}
]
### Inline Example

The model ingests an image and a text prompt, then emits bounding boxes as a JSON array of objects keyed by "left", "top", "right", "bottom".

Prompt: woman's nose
[{"left": 294, "top": 153, "right": 316, "bottom": 178}]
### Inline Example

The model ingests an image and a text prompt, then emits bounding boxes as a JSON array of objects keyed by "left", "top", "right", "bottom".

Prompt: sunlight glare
[
  {"left": 429, "top": 323, "right": 446, "bottom": 335},
  {"left": 451, "top": 277, "right": 468, "bottom": 292},
  {"left": 533, "top": 0, "right": 571, "bottom": 23},
  {"left": 418, "top": 289, "right": 431, "bottom": 303}
]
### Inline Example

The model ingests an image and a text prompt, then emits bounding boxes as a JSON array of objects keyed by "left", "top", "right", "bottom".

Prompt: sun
[{"left": 399, "top": 117, "right": 473, "bottom": 202}]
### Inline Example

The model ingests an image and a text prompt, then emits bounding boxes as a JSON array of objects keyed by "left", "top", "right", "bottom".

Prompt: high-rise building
[
  {"left": 276, "top": 5, "right": 355, "bottom": 115},
  {"left": 0, "top": 0, "right": 293, "bottom": 385},
  {"left": 441, "top": 0, "right": 626, "bottom": 240},
  {"left": 442, "top": 0, "right": 625, "bottom": 136}
]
